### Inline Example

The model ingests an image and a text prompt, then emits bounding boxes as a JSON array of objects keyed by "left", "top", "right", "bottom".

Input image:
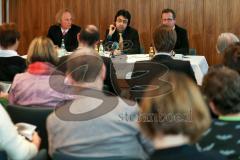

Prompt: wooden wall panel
[
  {"left": 1, "top": 0, "right": 7, "bottom": 23},
  {"left": 203, "top": 0, "right": 240, "bottom": 65},
  {"left": 8, "top": 0, "right": 240, "bottom": 65},
  {"left": 151, "top": 0, "right": 204, "bottom": 55}
]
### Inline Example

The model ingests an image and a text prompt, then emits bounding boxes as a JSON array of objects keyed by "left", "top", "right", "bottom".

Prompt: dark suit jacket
[
  {"left": 129, "top": 54, "right": 196, "bottom": 102},
  {"left": 174, "top": 25, "right": 189, "bottom": 55},
  {"left": 151, "top": 54, "right": 196, "bottom": 82},
  {"left": 104, "top": 26, "right": 141, "bottom": 54},
  {"left": 0, "top": 56, "right": 26, "bottom": 81},
  {"left": 47, "top": 24, "right": 81, "bottom": 52},
  {"left": 101, "top": 57, "right": 121, "bottom": 95},
  {"left": 150, "top": 145, "right": 226, "bottom": 160}
]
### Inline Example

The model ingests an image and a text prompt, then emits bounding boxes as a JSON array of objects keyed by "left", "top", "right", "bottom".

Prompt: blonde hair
[
  {"left": 27, "top": 36, "right": 58, "bottom": 65},
  {"left": 140, "top": 72, "right": 211, "bottom": 143},
  {"left": 55, "top": 9, "right": 73, "bottom": 25}
]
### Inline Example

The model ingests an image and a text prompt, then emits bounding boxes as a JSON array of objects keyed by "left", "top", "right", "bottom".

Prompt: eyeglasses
[
  {"left": 116, "top": 18, "right": 128, "bottom": 24},
  {"left": 162, "top": 18, "right": 174, "bottom": 22}
]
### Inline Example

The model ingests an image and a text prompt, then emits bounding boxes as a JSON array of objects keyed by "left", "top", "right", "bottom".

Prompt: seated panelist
[
  {"left": 47, "top": 9, "right": 81, "bottom": 52},
  {"left": 104, "top": 9, "right": 141, "bottom": 55}
]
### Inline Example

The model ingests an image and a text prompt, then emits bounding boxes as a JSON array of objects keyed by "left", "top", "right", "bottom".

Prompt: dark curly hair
[
  {"left": 114, "top": 9, "right": 131, "bottom": 26},
  {"left": 202, "top": 66, "right": 240, "bottom": 115}
]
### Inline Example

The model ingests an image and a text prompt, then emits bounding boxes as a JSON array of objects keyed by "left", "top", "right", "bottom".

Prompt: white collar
[
  {"left": 153, "top": 134, "right": 190, "bottom": 149},
  {"left": 61, "top": 28, "right": 69, "bottom": 34},
  {"left": 0, "top": 49, "right": 19, "bottom": 57},
  {"left": 155, "top": 52, "right": 171, "bottom": 56}
]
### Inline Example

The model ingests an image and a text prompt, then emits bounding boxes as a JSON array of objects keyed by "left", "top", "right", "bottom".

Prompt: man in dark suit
[
  {"left": 47, "top": 9, "right": 81, "bottom": 52},
  {"left": 161, "top": 8, "right": 189, "bottom": 55},
  {"left": 130, "top": 24, "right": 195, "bottom": 102},
  {"left": 58, "top": 25, "right": 120, "bottom": 95},
  {"left": 104, "top": 9, "right": 141, "bottom": 55}
]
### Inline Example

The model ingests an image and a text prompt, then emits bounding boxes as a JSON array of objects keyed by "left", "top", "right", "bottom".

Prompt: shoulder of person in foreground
[{"left": 0, "top": 104, "right": 39, "bottom": 160}]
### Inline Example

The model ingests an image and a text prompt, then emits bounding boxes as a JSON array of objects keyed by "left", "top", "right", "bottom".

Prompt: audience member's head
[
  {"left": 114, "top": 9, "right": 131, "bottom": 32},
  {"left": 55, "top": 9, "right": 73, "bottom": 30},
  {"left": 140, "top": 72, "right": 211, "bottom": 143},
  {"left": 153, "top": 24, "right": 177, "bottom": 53},
  {"left": 161, "top": 8, "right": 176, "bottom": 28},
  {"left": 27, "top": 36, "right": 58, "bottom": 65},
  {"left": 222, "top": 42, "right": 240, "bottom": 73},
  {"left": 78, "top": 25, "right": 100, "bottom": 47},
  {"left": 202, "top": 67, "right": 240, "bottom": 116},
  {"left": 0, "top": 23, "right": 20, "bottom": 50},
  {"left": 216, "top": 33, "right": 239, "bottom": 54},
  {"left": 67, "top": 47, "right": 105, "bottom": 90}
]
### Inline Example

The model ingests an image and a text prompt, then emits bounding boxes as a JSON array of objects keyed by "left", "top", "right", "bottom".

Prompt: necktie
[
  {"left": 119, "top": 33, "right": 124, "bottom": 50},
  {"left": 62, "top": 30, "right": 67, "bottom": 36}
]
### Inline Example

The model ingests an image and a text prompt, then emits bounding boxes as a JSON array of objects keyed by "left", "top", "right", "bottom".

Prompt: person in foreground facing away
[
  {"left": 104, "top": 9, "right": 141, "bottom": 55},
  {"left": 47, "top": 9, "right": 81, "bottom": 52},
  {"left": 139, "top": 72, "right": 227, "bottom": 160},
  {"left": 132, "top": 24, "right": 196, "bottom": 83},
  {"left": 47, "top": 47, "right": 153, "bottom": 159},
  {"left": 222, "top": 42, "right": 240, "bottom": 74},
  {"left": 0, "top": 23, "right": 26, "bottom": 81},
  {"left": 76, "top": 25, "right": 120, "bottom": 95},
  {"left": 216, "top": 33, "right": 239, "bottom": 54},
  {"left": 8, "top": 36, "right": 74, "bottom": 107},
  {"left": 209, "top": 33, "right": 240, "bottom": 69},
  {"left": 161, "top": 8, "right": 189, "bottom": 55},
  {"left": 58, "top": 25, "right": 120, "bottom": 95},
  {"left": 0, "top": 104, "right": 41, "bottom": 160},
  {"left": 196, "top": 67, "right": 240, "bottom": 160}
]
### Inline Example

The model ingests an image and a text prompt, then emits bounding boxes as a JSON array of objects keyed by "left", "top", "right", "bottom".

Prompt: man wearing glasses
[
  {"left": 104, "top": 9, "right": 141, "bottom": 55},
  {"left": 161, "top": 8, "right": 189, "bottom": 55}
]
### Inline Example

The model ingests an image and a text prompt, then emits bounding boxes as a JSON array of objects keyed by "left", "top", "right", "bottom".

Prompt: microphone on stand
[{"left": 110, "top": 42, "right": 119, "bottom": 58}]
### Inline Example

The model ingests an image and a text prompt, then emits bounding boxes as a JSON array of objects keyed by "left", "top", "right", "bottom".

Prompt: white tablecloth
[{"left": 111, "top": 54, "right": 208, "bottom": 85}]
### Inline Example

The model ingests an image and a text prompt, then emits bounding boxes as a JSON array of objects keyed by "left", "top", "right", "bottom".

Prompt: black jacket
[
  {"left": 174, "top": 25, "right": 189, "bottom": 55},
  {"left": 101, "top": 56, "right": 121, "bottom": 95},
  {"left": 151, "top": 145, "right": 226, "bottom": 160},
  {"left": 0, "top": 56, "right": 26, "bottom": 81},
  {"left": 104, "top": 26, "right": 141, "bottom": 54},
  {"left": 47, "top": 24, "right": 81, "bottom": 52},
  {"left": 151, "top": 54, "right": 196, "bottom": 82},
  {"left": 129, "top": 54, "right": 196, "bottom": 102}
]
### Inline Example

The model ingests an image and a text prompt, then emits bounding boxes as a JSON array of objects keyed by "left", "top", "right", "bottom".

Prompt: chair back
[{"left": 6, "top": 104, "right": 54, "bottom": 149}]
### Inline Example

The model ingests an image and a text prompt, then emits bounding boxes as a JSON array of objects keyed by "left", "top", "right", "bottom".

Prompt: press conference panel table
[
  {"left": 22, "top": 53, "right": 209, "bottom": 85},
  {"left": 111, "top": 54, "right": 209, "bottom": 85}
]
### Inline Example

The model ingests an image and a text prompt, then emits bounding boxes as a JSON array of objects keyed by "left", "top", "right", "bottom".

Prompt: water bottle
[
  {"left": 149, "top": 44, "right": 155, "bottom": 58},
  {"left": 59, "top": 38, "right": 66, "bottom": 57},
  {"left": 98, "top": 40, "right": 104, "bottom": 56}
]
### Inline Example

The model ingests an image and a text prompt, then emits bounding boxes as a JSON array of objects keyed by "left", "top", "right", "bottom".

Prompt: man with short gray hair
[
  {"left": 216, "top": 32, "right": 239, "bottom": 54},
  {"left": 47, "top": 47, "right": 153, "bottom": 159}
]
